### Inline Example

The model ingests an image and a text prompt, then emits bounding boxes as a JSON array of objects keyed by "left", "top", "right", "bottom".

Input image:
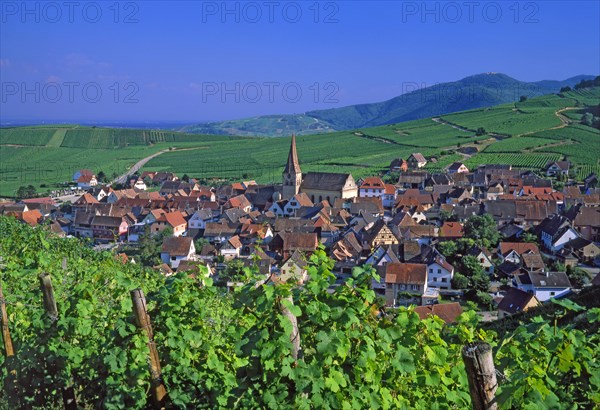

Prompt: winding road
[
  {"left": 112, "top": 149, "right": 170, "bottom": 184},
  {"left": 112, "top": 146, "right": 209, "bottom": 185}
]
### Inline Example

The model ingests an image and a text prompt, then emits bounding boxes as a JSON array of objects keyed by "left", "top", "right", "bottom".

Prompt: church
[{"left": 282, "top": 135, "right": 358, "bottom": 203}]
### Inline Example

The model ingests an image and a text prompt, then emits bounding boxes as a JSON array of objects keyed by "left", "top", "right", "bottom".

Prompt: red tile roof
[
  {"left": 360, "top": 176, "right": 386, "bottom": 190},
  {"left": 77, "top": 174, "right": 96, "bottom": 183},
  {"left": 439, "top": 222, "right": 463, "bottom": 238},
  {"left": 21, "top": 197, "right": 55, "bottom": 204},
  {"left": 414, "top": 302, "right": 463, "bottom": 324},
  {"left": 499, "top": 242, "right": 540, "bottom": 256},
  {"left": 20, "top": 210, "right": 43, "bottom": 227},
  {"left": 157, "top": 211, "right": 187, "bottom": 228},
  {"left": 74, "top": 193, "right": 99, "bottom": 205},
  {"left": 385, "top": 263, "right": 427, "bottom": 285}
]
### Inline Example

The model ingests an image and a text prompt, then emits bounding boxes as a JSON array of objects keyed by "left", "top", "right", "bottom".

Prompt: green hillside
[
  {"left": 182, "top": 114, "right": 336, "bottom": 137},
  {"left": 146, "top": 88, "right": 599, "bottom": 184},
  {"left": 183, "top": 74, "right": 596, "bottom": 137},
  {"left": 1, "top": 88, "right": 598, "bottom": 197},
  {"left": 0, "top": 126, "right": 246, "bottom": 197}
]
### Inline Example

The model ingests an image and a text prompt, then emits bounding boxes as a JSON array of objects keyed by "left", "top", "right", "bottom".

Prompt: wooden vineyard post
[
  {"left": 39, "top": 273, "right": 58, "bottom": 322},
  {"left": 0, "top": 284, "right": 14, "bottom": 358},
  {"left": 462, "top": 342, "right": 498, "bottom": 410},
  {"left": 131, "top": 289, "right": 167, "bottom": 409},
  {"left": 38, "top": 273, "right": 79, "bottom": 409},
  {"left": 279, "top": 295, "right": 302, "bottom": 362},
  {"left": 1, "top": 283, "right": 18, "bottom": 406},
  {"left": 62, "top": 386, "right": 77, "bottom": 410}
]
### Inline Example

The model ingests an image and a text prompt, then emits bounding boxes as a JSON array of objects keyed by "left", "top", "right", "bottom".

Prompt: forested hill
[{"left": 182, "top": 73, "right": 596, "bottom": 137}]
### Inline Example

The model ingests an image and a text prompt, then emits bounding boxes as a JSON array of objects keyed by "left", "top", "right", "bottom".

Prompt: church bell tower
[{"left": 282, "top": 134, "right": 302, "bottom": 199}]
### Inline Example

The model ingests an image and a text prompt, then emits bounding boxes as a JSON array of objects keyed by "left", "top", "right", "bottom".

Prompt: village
[{"left": 2, "top": 135, "right": 599, "bottom": 323}]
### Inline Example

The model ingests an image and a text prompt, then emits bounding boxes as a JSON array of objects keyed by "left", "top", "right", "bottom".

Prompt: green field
[{"left": 1, "top": 88, "right": 598, "bottom": 198}]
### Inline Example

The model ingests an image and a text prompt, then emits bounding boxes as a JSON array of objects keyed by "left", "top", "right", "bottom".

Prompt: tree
[
  {"left": 463, "top": 214, "right": 500, "bottom": 248},
  {"left": 137, "top": 226, "right": 160, "bottom": 266},
  {"left": 137, "top": 226, "right": 173, "bottom": 266},
  {"left": 439, "top": 209, "right": 455, "bottom": 222},
  {"left": 461, "top": 255, "right": 484, "bottom": 278},
  {"left": 456, "top": 238, "right": 476, "bottom": 254},
  {"left": 224, "top": 259, "right": 246, "bottom": 280},
  {"left": 560, "top": 86, "right": 572, "bottom": 93},
  {"left": 16, "top": 185, "right": 37, "bottom": 200},
  {"left": 437, "top": 241, "right": 458, "bottom": 258},
  {"left": 519, "top": 95, "right": 528, "bottom": 102},
  {"left": 194, "top": 238, "right": 209, "bottom": 254},
  {"left": 581, "top": 112, "right": 594, "bottom": 127},
  {"left": 471, "top": 272, "right": 490, "bottom": 292},
  {"left": 475, "top": 127, "right": 486, "bottom": 136},
  {"left": 521, "top": 232, "right": 538, "bottom": 244},
  {"left": 475, "top": 291, "right": 494, "bottom": 310},
  {"left": 382, "top": 172, "right": 399, "bottom": 184},
  {"left": 97, "top": 171, "right": 107, "bottom": 183},
  {"left": 553, "top": 261, "right": 566, "bottom": 272},
  {"left": 182, "top": 174, "right": 190, "bottom": 182},
  {"left": 566, "top": 266, "right": 588, "bottom": 289},
  {"left": 451, "top": 272, "right": 469, "bottom": 289}
]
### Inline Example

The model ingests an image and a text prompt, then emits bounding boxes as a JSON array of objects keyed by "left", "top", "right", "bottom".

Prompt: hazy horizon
[{"left": 1, "top": 1, "right": 599, "bottom": 122}]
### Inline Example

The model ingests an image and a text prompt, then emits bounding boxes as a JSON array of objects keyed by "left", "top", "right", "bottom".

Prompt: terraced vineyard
[
  {"left": 464, "top": 153, "right": 563, "bottom": 169},
  {"left": 60, "top": 127, "right": 212, "bottom": 148},
  {"left": 577, "top": 165, "right": 600, "bottom": 180},
  {"left": 355, "top": 119, "right": 488, "bottom": 148},
  {"left": 483, "top": 136, "right": 566, "bottom": 153},
  {"left": 0, "top": 127, "right": 58, "bottom": 146},
  {"left": 438, "top": 91, "right": 596, "bottom": 137}
]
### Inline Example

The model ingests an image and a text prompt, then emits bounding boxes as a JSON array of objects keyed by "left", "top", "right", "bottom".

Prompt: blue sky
[{"left": 1, "top": 0, "right": 598, "bottom": 122}]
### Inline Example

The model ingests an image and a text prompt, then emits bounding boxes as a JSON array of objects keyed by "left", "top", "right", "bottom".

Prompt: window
[
  {"left": 400, "top": 284, "right": 406, "bottom": 290},
  {"left": 441, "top": 278, "right": 447, "bottom": 282},
  {"left": 411, "top": 285, "right": 418, "bottom": 291},
  {"left": 550, "top": 292, "right": 555, "bottom": 296},
  {"left": 429, "top": 268, "right": 433, "bottom": 273},
  {"left": 438, "top": 269, "right": 441, "bottom": 273},
  {"left": 171, "top": 256, "right": 176, "bottom": 261},
  {"left": 433, "top": 277, "right": 437, "bottom": 282}
]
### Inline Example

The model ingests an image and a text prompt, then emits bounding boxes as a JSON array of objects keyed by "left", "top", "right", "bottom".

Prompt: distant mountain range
[{"left": 181, "top": 73, "right": 595, "bottom": 137}]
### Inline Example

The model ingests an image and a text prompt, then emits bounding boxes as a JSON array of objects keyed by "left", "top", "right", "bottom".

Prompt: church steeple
[
  {"left": 284, "top": 133, "right": 301, "bottom": 175},
  {"left": 282, "top": 134, "right": 302, "bottom": 199}
]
